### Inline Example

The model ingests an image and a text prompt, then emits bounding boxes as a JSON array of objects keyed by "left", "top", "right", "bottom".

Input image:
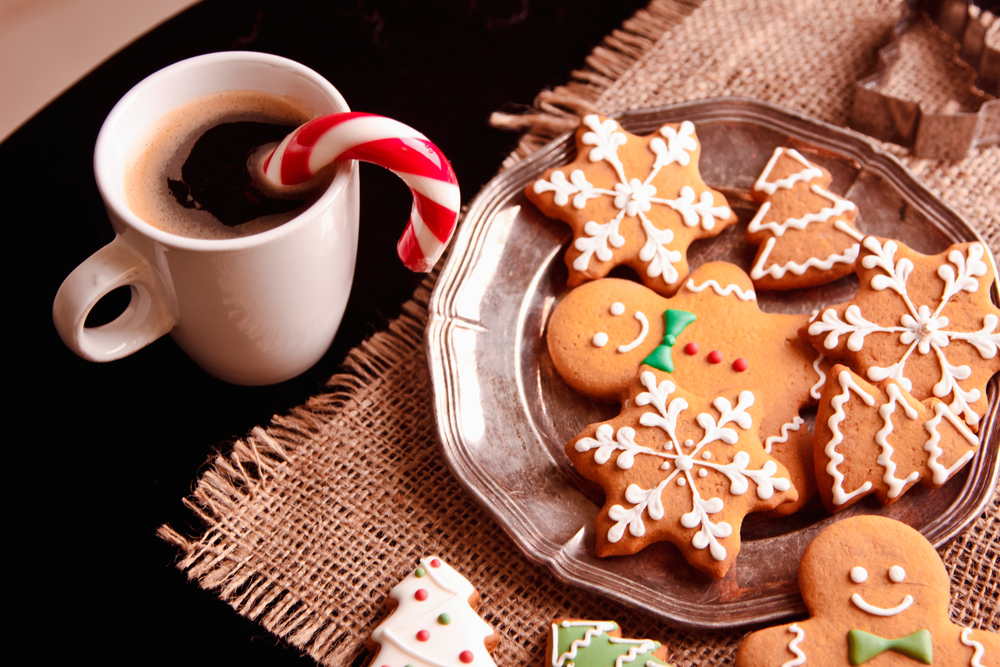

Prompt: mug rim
[{"left": 94, "top": 50, "right": 355, "bottom": 252}]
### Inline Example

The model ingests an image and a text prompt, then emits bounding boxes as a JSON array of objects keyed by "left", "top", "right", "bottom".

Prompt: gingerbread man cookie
[
  {"left": 804, "top": 237, "right": 1000, "bottom": 429},
  {"left": 567, "top": 372, "right": 797, "bottom": 578},
  {"left": 735, "top": 515, "right": 998, "bottom": 667},
  {"left": 527, "top": 115, "right": 737, "bottom": 295},
  {"left": 814, "top": 365, "right": 980, "bottom": 513},
  {"left": 746, "top": 147, "right": 864, "bottom": 290},
  {"left": 547, "top": 261, "right": 826, "bottom": 514},
  {"left": 367, "top": 556, "right": 498, "bottom": 667},
  {"left": 546, "top": 619, "right": 672, "bottom": 667}
]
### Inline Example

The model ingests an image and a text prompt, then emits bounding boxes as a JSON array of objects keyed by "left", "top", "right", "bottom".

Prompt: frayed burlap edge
[
  {"left": 157, "top": 278, "right": 436, "bottom": 664},
  {"left": 489, "top": 0, "right": 702, "bottom": 167}
]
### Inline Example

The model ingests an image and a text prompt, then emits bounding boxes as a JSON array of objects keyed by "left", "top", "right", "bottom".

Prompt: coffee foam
[{"left": 125, "top": 90, "right": 317, "bottom": 240}]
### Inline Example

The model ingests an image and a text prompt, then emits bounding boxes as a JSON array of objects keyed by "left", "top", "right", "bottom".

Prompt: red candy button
[
  {"left": 415, "top": 589, "right": 429, "bottom": 601},
  {"left": 460, "top": 650, "right": 475, "bottom": 663},
  {"left": 683, "top": 342, "right": 699, "bottom": 355},
  {"left": 417, "top": 630, "right": 430, "bottom": 642},
  {"left": 733, "top": 358, "right": 748, "bottom": 372},
  {"left": 430, "top": 559, "right": 441, "bottom": 568},
  {"left": 707, "top": 350, "right": 722, "bottom": 364}
]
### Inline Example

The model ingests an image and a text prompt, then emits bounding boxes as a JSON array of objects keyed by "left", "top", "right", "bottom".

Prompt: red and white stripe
[{"left": 263, "top": 112, "right": 460, "bottom": 272}]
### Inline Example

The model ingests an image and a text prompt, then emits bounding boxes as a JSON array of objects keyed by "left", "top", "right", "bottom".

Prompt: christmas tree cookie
[
  {"left": 746, "top": 147, "right": 864, "bottom": 290},
  {"left": 547, "top": 619, "right": 672, "bottom": 667},
  {"left": 814, "top": 365, "right": 980, "bottom": 513},
  {"left": 527, "top": 115, "right": 737, "bottom": 295},
  {"left": 367, "top": 556, "right": 498, "bottom": 667}
]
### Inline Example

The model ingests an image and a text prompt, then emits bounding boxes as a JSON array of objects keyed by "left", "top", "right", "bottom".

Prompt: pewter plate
[{"left": 425, "top": 98, "right": 1000, "bottom": 628}]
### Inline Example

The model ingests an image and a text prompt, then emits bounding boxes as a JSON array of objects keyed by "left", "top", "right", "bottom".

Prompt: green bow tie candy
[
  {"left": 848, "top": 629, "right": 932, "bottom": 665},
  {"left": 641, "top": 309, "right": 696, "bottom": 373}
]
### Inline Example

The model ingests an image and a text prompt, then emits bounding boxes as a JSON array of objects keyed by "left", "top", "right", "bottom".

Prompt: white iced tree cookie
[
  {"left": 745, "top": 147, "right": 864, "bottom": 290},
  {"left": 526, "top": 115, "right": 736, "bottom": 295},
  {"left": 367, "top": 556, "right": 498, "bottom": 667}
]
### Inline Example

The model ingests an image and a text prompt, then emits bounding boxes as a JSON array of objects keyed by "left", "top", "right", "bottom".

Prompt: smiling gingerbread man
[
  {"left": 736, "top": 515, "right": 997, "bottom": 667},
  {"left": 547, "top": 261, "right": 827, "bottom": 514}
]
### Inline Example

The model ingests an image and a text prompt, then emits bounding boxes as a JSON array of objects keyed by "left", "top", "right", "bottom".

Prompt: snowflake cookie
[
  {"left": 526, "top": 115, "right": 737, "bottom": 295},
  {"left": 547, "top": 262, "right": 828, "bottom": 515},
  {"left": 814, "top": 365, "right": 980, "bottom": 513},
  {"left": 746, "top": 147, "right": 865, "bottom": 290},
  {"left": 804, "top": 237, "right": 1000, "bottom": 429},
  {"left": 367, "top": 556, "right": 498, "bottom": 667},
  {"left": 567, "top": 371, "right": 797, "bottom": 578},
  {"left": 547, "top": 618, "right": 672, "bottom": 667},
  {"left": 736, "top": 516, "right": 998, "bottom": 667}
]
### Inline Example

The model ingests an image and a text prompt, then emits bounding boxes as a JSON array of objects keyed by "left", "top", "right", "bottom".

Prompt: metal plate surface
[{"left": 425, "top": 98, "right": 1000, "bottom": 628}]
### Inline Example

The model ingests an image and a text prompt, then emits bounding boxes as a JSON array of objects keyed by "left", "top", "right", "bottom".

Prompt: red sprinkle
[
  {"left": 430, "top": 559, "right": 441, "bottom": 568},
  {"left": 417, "top": 630, "right": 430, "bottom": 642},
  {"left": 415, "top": 589, "right": 429, "bottom": 601},
  {"left": 733, "top": 358, "right": 748, "bottom": 372},
  {"left": 460, "top": 650, "right": 475, "bottom": 664},
  {"left": 707, "top": 350, "right": 722, "bottom": 364},
  {"left": 683, "top": 342, "right": 699, "bottom": 355}
]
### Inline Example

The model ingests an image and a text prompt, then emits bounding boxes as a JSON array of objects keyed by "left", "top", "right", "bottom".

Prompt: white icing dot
[
  {"left": 592, "top": 332, "right": 609, "bottom": 347},
  {"left": 661, "top": 462, "right": 670, "bottom": 470},
  {"left": 699, "top": 469, "right": 708, "bottom": 477},
  {"left": 889, "top": 566, "right": 906, "bottom": 583},
  {"left": 676, "top": 455, "right": 693, "bottom": 471},
  {"left": 663, "top": 442, "right": 673, "bottom": 451},
  {"left": 677, "top": 478, "right": 687, "bottom": 487},
  {"left": 610, "top": 302, "right": 625, "bottom": 316},
  {"left": 702, "top": 452, "right": 712, "bottom": 460},
  {"left": 851, "top": 566, "right": 868, "bottom": 583},
  {"left": 684, "top": 439, "right": 694, "bottom": 448}
]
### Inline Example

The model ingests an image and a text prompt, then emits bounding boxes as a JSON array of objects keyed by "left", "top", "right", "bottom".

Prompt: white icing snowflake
[
  {"left": 532, "top": 115, "right": 732, "bottom": 285},
  {"left": 808, "top": 238, "right": 1000, "bottom": 426},
  {"left": 574, "top": 372, "right": 791, "bottom": 562}
]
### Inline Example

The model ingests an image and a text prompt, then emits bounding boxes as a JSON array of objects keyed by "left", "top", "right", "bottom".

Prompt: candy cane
[{"left": 262, "top": 112, "right": 459, "bottom": 272}]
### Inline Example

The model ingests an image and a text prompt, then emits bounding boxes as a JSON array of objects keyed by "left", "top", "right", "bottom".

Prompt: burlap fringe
[
  {"left": 489, "top": 0, "right": 702, "bottom": 167},
  {"left": 157, "top": 278, "right": 435, "bottom": 664}
]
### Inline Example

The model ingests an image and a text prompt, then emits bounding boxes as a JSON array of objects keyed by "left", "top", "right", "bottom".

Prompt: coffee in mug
[{"left": 125, "top": 89, "right": 331, "bottom": 240}]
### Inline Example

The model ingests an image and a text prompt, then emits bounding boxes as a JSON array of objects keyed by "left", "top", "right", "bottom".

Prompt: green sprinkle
[
  {"left": 438, "top": 613, "right": 452, "bottom": 625},
  {"left": 415, "top": 568, "right": 426, "bottom": 578}
]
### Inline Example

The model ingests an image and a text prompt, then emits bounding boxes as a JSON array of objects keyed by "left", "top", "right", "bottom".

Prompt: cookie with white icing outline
[
  {"left": 366, "top": 556, "right": 498, "bottom": 667},
  {"left": 745, "top": 147, "right": 864, "bottom": 290},
  {"left": 547, "top": 261, "right": 827, "bottom": 515},
  {"left": 813, "top": 364, "right": 980, "bottom": 513},
  {"left": 735, "top": 515, "right": 998, "bottom": 667},
  {"left": 804, "top": 237, "right": 1000, "bottom": 430},
  {"left": 527, "top": 115, "right": 737, "bottom": 295},
  {"left": 567, "top": 372, "right": 797, "bottom": 578},
  {"left": 546, "top": 619, "right": 672, "bottom": 667}
]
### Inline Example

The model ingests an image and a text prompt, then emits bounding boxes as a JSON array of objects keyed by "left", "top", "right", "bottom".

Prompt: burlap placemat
[{"left": 160, "top": 1, "right": 999, "bottom": 664}]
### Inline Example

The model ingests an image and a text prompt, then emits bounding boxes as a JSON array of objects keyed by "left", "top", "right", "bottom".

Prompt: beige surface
[
  {"left": 0, "top": 0, "right": 198, "bottom": 141},
  {"left": 160, "top": 1, "right": 999, "bottom": 665}
]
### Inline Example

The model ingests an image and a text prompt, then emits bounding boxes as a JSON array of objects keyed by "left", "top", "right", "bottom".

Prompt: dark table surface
[{"left": 11, "top": 0, "right": 650, "bottom": 663}]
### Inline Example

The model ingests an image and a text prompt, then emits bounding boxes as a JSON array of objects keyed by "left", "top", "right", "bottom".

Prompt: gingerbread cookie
[
  {"left": 814, "top": 364, "right": 980, "bottom": 513},
  {"left": 546, "top": 619, "right": 672, "bottom": 667},
  {"left": 746, "top": 147, "right": 864, "bottom": 290},
  {"left": 567, "top": 371, "right": 797, "bottom": 578},
  {"left": 367, "top": 556, "right": 498, "bottom": 667},
  {"left": 547, "top": 261, "right": 826, "bottom": 514},
  {"left": 527, "top": 115, "right": 737, "bottom": 295},
  {"left": 804, "top": 237, "right": 1000, "bottom": 429},
  {"left": 735, "top": 515, "right": 998, "bottom": 667}
]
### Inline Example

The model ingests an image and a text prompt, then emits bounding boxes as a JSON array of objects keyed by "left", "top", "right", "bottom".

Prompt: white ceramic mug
[{"left": 52, "top": 52, "right": 359, "bottom": 385}]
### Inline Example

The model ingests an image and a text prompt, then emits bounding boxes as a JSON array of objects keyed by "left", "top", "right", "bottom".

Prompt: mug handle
[{"left": 53, "top": 235, "right": 177, "bottom": 361}]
